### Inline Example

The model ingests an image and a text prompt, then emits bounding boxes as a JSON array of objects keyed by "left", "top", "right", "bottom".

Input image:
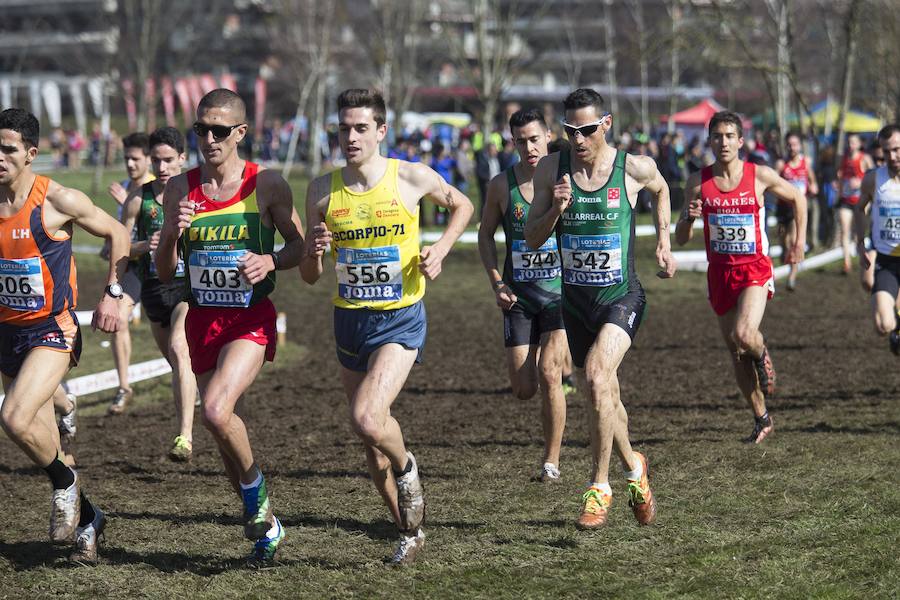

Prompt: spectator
[{"left": 475, "top": 142, "right": 501, "bottom": 219}]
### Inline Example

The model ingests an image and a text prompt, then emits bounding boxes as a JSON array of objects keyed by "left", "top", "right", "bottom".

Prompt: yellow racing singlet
[{"left": 325, "top": 159, "right": 424, "bottom": 310}]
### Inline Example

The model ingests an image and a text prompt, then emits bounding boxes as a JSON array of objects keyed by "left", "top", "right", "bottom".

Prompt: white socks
[
  {"left": 623, "top": 456, "right": 643, "bottom": 481},
  {"left": 589, "top": 481, "right": 612, "bottom": 495}
]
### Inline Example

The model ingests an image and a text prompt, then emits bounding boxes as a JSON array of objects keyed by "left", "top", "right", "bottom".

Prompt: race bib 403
[
  {"left": 188, "top": 250, "right": 252, "bottom": 307},
  {"left": 0, "top": 257, "right": 46, "bottom": 312},
  {"left": 709, "top": 213, "right": 756, "bottom": 254},
  {"left": 335, "top": 245, "right": 403, "bottom": 302},
  {"left": 560, "top": 233, "right": 623, "bottom": 287},
  {"left": 511, "top": 238, "right": 560, "bottom": 282}
]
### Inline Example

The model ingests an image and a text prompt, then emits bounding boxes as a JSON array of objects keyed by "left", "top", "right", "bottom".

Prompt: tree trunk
[
  {"left": 602, "top": 0, "right": 619, "bottom": 138},
  {"left": 309, "top": 74, "right": 326, "bottom": 175},
  {"left": 775, "top": 0, "right": 790, "bottom": 154},
  {"left": 835, "top": 0, "right": 861, "bottom": 159},
  {"left": 668, "top": 0, "right": 682, "bottom": 134},
  {"left": 282, "top": 75, "right": 316, "bottom": 179}
]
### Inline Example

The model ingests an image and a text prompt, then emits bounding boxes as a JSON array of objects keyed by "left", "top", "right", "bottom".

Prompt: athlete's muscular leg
[
  {"left": 198, "top": 340, "right": 266, "bottom": 485},
  {"left": 112, "top": 293, "right": 136, "bottom": 392},
  {"left": 0, "top": 349, "right": 71, "bottom": 465},
  {"left": 872, "top": 291, "right": 898, "bottom": 336},
  {"left": 506, "top": 344, "right": 538, "bottom": 400},
  {"left": 538, "top": 330, "right": 567, "bottom": 467},
  {"left": 169, "top": 303, "right": 196, "bottom": 440},
  {"left": 718, "top": 286, "right": 769, "bottom": 418},
  {"left": 583, "top": 325, "right": 637, "bottom": 484},
  {"left": 838, "top": 206, "right": 854, "bottom": 270}
]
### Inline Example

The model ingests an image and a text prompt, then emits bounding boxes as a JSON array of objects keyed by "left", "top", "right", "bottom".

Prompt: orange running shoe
[
  {"left": 627, "top": 452, "right": 657, "bottom": 526},
  {"left": 576, "top": 486, "right": 612, "bottom": 530}
]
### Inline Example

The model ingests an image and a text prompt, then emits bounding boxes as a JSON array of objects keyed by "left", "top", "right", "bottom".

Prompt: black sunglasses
[
  {"left": 562, "top": 114, "right": 611, "bottom": 138},
  {"left": 192, "top": 122, "right": 244, "bottom": 141}
]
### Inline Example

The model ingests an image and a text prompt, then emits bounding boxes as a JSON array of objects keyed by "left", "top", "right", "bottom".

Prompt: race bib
[
  {"left": 842, "top": 180, "right": 860, "bottom": 198},
  {"left": 878, "top": 206, "right": 900, "bottom": 242},
  {"left": 149, "top": 251, "right": 185, "bottom": 278},
  {"left": 511, "top": 238, "right": 561, "bottom": 282},
  {"left": 335, "top": 245, "right": 403, "bottom": 302},
  {"left": 560, "top": 233, "right": 623, "bottom": 287},
  {"left": 188, "top": 250, "right": 252, "bottom": 307},
  {"left": 788, "top": 178, "right": 807, "bottom": 196},
  {"left": 709, "top": 213, "right": 756, "bottom": 254},
  {"left": 0, "top": 257, "right": 46, "bottom": 312}
]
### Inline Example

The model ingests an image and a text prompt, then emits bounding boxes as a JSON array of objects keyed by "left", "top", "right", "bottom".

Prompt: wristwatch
[{"left": 105, "top": 283, "right": 124, "bottom": 299}]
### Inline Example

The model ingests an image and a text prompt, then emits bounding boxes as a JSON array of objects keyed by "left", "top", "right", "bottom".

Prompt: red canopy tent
[{"left": 660, "top": 98, "right": 752, "bottom": 133}]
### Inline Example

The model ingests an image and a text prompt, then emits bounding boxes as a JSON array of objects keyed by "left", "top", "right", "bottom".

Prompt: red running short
[
  {"left": 185, "top": 298, "right": 277, "bottom": 375},
  {"left": 706, "top": 256, "right": 774, "bottom": 316}
]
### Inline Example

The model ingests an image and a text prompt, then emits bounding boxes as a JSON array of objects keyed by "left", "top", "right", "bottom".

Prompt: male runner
[
  {"left": 0, "top": 108, "right": 129, "bottom": 563},
  {"left": 775, "top": 132, "right": 818, "bottom": 291},
  {"left": 855, "top": 124, "right": 900, "bottom": 354},
  {"left": 836, "top": 134, "right": 874, "bottom": 273},
  {"left": 121, "top": 126, "right": 195, "bottom": 461},
  {"left": 676, "top": 111, "right": 806, "bottom": 444},
  {"left": 525, "top": 88, "right": 676, "bottom": 530},
  {"left": 477, "top": 108, "right": 568, "bottom": 483},
  {"left": 301, "top": 89, "right": 473, "bottom": 564},
  {"left": 156, "top": 89, "right": 304, "bottom": 566},
  {"left": 107, "top": 132, "right": 155, "bottom": 415}
]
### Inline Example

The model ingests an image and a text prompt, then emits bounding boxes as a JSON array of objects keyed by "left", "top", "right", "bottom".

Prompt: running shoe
[
  {"left": 626, "top": 452, "right": 657, "bottom": 526},
  {"left": 242, "top": 476, "right": 274, "bottom": 540},
  {"left": 575, "top": 486, "right": 612, "bottom": 530},
  {"left": 69, "top": 506, "right": 106, "bottom": 566},
  {"left": 168, "top": 435, "right": 192, "bottom": 462},
  {"left": 246, "top": 516, "right": 284, "bottom": 568},
  {"left": 390, "top": 528, "right": 425, "bottom": 566},
  {"left": 395, "top": 452, "right": 425, "bottom": 533},
  {"left": 561, "top": 376, "right": 577, "bottom": 396},
  {"left": 107, "top": 388, "right": 132, "bottom": 415},
  {"left": 57, "top": 393, "right": 77, "bottom": 437},
  {"left": 753, "top": 347, "right": 776, "bottom": 398},
  {"left": 890, "top": 331, "right": 900, "bottom": 356},
  {"left": 744, "top": 414, "right": 774, "bottom": 444},
  {"left": 538, "top": 463, "right": 561, "bottom": 483},
  {"left": 49, "top": 474, "right": 80, "bottom": 544}
]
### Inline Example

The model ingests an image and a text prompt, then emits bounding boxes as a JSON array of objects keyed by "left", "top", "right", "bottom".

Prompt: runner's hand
[
  {"left": 419, "top": 245, "right": 448, "bottom": 280},
  {"left": 686, "top": 197, "right": 702, "bottom": 219},
  {"left": 173, "top": 199, "right": 195, "bottom": 233},
  {"left": 553, "top": 174, "right": 573, "bottom": 213},
  {"left": 108, "top": 182, "right": 128, "bottom": 206},
  {"left": 785, "top": 241, "right": 805, "bottom": 264},
  {"left": 494, "top": 283, "right": 517, "bottom": 310},
  {"left": 238, "top": 251, "right": 272, "bottom": 285},
  {"left": 149, "top": 231, "right": 160, "bottom": 252},
  {"left": 92, "top": 295, "right": 119, "bottom": 333},
  {"left": 656, "top": 245, "right": 677, "bottom": 279},
  {"left": 308, "top": 222, "right": 332, "bottom": 257},
  {"left": 858, "top": 244, "right": 871, "bottom": 270}
]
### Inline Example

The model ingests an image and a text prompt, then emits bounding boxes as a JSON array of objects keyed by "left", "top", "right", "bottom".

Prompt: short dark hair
[
  {"left": 562, "top": 88, "right": 606, "bottom": 116},
  {"left": 785, "top": 131, "right": 801, "bottom": 144},
  {"left": 877, "top": 124, "right": 900, "bottom": 144},
  {"left": 708, "top": 111, "right": 744, "bottom": 138},
  {"left": 337, "top": 89, "right": 387, "bottom": 126},
  {"left": 509, "top": 108, "right": 547, "bottom": 133},
  {"left": 0, "top": 108, "right": 40, "bottom": 149},
  {"left": 122, "top": 132, "right": 150, "bottom": 155},
  {"left": 149, "top": 126, "right": 184, "bottom": 154},
  {"left": 198, "top": 88, "right": 247, "bottom": 122}
]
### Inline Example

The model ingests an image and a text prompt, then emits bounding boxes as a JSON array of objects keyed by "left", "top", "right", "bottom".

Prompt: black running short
[
  {"left": 502, "top": 302, "right": 564, "bottom": 348},
  {"left": 141, "top": 279, "right": 187, "bottom": 327},
  {"left": 121, "top": 263, "right": 142, "bottom": 303},
  {"left": 775, "top": 201, "right": 794, "bottom": 225},
  {"left": 563, "top": 289, "right": 646, "bottom": 369},
  {"left": 873, "top": 253, "right": 900, "bottom": 298}
]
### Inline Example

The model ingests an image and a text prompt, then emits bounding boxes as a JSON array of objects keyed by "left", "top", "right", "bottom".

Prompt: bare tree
[
  {"left": 666, "top": 0, "right": 683, "bottom": 134},
  {"left": 625, "top": 1, "right": 650, "bottom": 134},
  {"left": 835, "top": 0, "right": 862, "bottom": 158}
]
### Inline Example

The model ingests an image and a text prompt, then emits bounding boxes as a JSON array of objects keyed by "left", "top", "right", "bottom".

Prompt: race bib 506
[{"left": 0, "top": 257, "right": 46, "bottom": 312}]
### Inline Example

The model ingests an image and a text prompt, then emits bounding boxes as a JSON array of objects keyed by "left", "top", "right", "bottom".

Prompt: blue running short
[{"left": 333, "top": 301, "right": 426, "bottom": 372}]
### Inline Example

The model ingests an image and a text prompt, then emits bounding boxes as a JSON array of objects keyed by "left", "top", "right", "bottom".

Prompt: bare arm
[
  {"left": 477, "top": 174, "right": 517, "bottom": 310},
  {"left": 408, "top": 162, "right": 474, "bottom": 280},
  {"left": 155, "top": 175, "right": 191, "bottom": 283},
  {"left": 628, "top": 154, "right": 676, "bottom": 278},
  {"left": 120, "top": 188, "right": 149, "bottom": 260},
  {"left": 48, "top": 184, "right": 130, "bottom": 333},
  {"left": 676, "top": 171, "right": 702, "bottom": 246},
  {"left": 806, "top": 157, "right": 819, "bottom": 197},
  {"left": 524, "top": 154, "right": 567, "bottom": 250},
  {"left": 855, "top": 170, "right": 876, "bottom": 270},
  {"left": 299, "top": 175, "right": 332, "bottom": 285},
  {"left": 760, "top": 165, "right": 807, "bottom": 264}
]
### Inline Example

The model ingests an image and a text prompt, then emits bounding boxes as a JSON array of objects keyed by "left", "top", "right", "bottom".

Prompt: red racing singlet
[
  {"left": 839, "top": 153, "right": 865, "bottom": 205},
  {"left": 0, "top": 175, "right": 78, "bottom": 325},
  {"left": 779, "top": 156, "right": 809, "bottom": 208},
  {"left": 701, "top": 162, "right": 769, "bottom": 268}
]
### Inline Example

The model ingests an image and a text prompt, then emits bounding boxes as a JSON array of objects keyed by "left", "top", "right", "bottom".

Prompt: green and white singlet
[{"left": 136, "top": 182, "right": 184, "bottom": 282}]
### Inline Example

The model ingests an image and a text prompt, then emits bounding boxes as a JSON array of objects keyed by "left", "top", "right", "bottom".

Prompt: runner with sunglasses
[
  {"left": 301, "top": 89, "right": 473, "bottom": 565},
  {"left": 155, "top": 89, "right": 306, "bottom": 566},
  {"left": 676, "top": 111, "right": 806, "bottom": 444},
  {"left": 525, "top": 88, "right": 676, "bottom": 530},
  {"left": 478, "top": 107, "right": 568, "bottom": 484}
]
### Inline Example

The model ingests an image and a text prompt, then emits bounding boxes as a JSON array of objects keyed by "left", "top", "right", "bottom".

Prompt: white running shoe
[
  {"left": 538, "top": 463, "right": 561, "bottom": 483},
  {"left": 390, "top": 528, "right": 425, "bottom": 566},
  {"left": 70, "top": 506, "right": 106, "bottom": 565},
  {"left": 49, "top": 474, "right": 80, "bottom": 544},
  {"left": 395, "top": 451, "right": 425, "bottom": 533}
]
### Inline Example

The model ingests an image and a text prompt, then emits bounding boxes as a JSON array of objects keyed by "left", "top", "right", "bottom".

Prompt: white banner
[
  {"left": 28, "top": 79, "right": 42, "bottom": 122},
  {"left": 0, "top": 79, "right": 11, "bottom": 110},
  {"left": 87, "top": 78, "right": 104, "bottom": 117},
  {"left": 41, "top": 80, "right": 62, "bottom": 127},
  {"left": 69, "top": 81, "right": 86, "bottom": 136}
]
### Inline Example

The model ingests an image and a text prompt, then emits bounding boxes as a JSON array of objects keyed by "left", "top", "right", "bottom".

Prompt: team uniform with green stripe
[
  {"left": 499, "top": 167, "right": 564, "bottom": 347},
  {"left": 555, "top": 150, "right": 646, "bottom": 367},
  {"left": 136, "top": 182, "right": 186, "bottom": 327}
]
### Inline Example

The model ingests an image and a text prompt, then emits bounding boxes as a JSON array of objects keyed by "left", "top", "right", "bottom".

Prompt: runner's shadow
[
  {"left": 0, "top": 541, "right": 67, "bottom": 571},
  {"left": 283, "top": 515, "right": 396, "bottom": 541},
  {"left": 786, "top": 421, "right": 900, "bottom": 435},
  {"left": 99, "top": 545, "right": 252, "bottom": 575},
  {"left": 110, "top": 511, "right": 242, "bottom": 527},
  {"left": 403, "top": 386, "right": 511, "bottom": 396}
]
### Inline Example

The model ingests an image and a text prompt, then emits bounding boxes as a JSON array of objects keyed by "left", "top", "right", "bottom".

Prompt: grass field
[{"left": 0, "top": 170, "right": 898, "bottom": 599}]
